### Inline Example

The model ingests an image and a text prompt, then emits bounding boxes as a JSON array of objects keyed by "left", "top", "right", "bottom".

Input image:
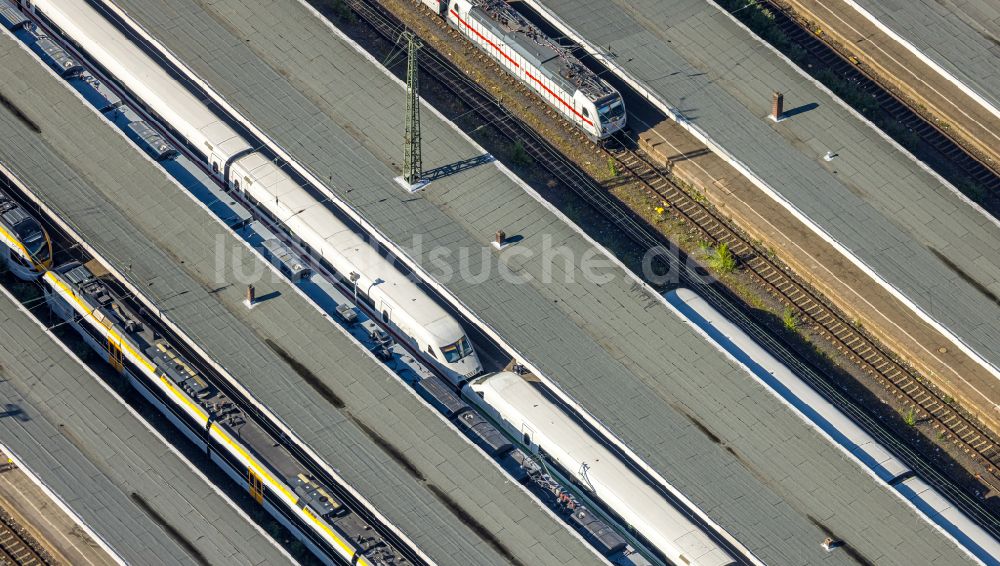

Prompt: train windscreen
[
  {"left": 441, "top": 336, "right": 474, "bottom": 363},
  {"left": 598, "top": 98, "right": 624, "bottom": 123}
]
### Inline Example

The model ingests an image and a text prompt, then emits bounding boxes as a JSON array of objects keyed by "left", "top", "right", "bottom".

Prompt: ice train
[
  {"left": 25, "top": 0, "right": 483, "bottom": 382},
  {"left": 465, "top": 372, "right": 737, "bottom": 566},
  {"left": 420, "top": 0, "right": 626, "bottom": 140}
]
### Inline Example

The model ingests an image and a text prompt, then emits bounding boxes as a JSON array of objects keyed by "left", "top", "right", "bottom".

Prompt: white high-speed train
[
  {"left": 0, "top": 187, "right": 52, "bottom": 280},
  {"left": 420, "top": 0, "right": 626, "bottom": 140},
  {"left": 667, "top": 288, "right": 1000, "bottom": 566},
  {"left": 465, "top": 372, "right": 738, "bottom": 566},
  {"left": 27, "top": 0, "right": 482, "bottom": 382}
]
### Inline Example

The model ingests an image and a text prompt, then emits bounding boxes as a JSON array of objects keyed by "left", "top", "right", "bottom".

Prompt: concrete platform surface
[
  {"left": 532, "top": 0, "right": 1000, "bottom": 424},
  {"left": 851, "top": 0, "right": 1000, "bottom": 117},
  {"left": 0, "top": 450, "right": 116, "bottom": 566},
  {"left": 0, "top": 28, "right": 599, "bottom": 566},
  {"left": 91, "top": 0, "right": 979, "bottom": 563},
  {"left": 782, "top": 0, "right": 1000, "bottom": 170},
  {"left": 0, "top": 285, "right": 290, "bottom": 565}
]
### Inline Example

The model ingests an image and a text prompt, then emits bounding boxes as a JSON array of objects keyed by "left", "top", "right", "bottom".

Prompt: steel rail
[
  {"left": 345, "top": 0, "right": 1000, "bottom": 538},
  {"left": 8, "top": 9, "right": 428, "bottom": 564},
  {"left": 0, "top": 511, "right": 48, "bottom": 566},
  {"left": 607, "top": 142, "right": 1000, "bottom": 492},
  {"left": 757, "top": 0, "right": 1000, "bottom": 194}
]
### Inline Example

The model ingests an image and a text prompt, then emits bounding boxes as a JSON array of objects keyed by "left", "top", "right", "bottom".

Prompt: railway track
[
  {"left": 3, "top": 168, "right": 423, "bottom": 566},
  {"left": 754, "top": 0, "right": 1000, "bottom": 200},
  {"left": 0, "top": 511, "right": 50, "bottom": 566},
  {"left": 344, "top": 0, "right": 1000, "bottom": 536},
  {"left": 607, "top": 142, "right": 1000, "bottom": 492}
]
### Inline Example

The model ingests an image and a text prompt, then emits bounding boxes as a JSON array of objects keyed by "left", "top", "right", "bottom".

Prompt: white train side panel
[
  {"left": 29, "top": 0, "right": 252, "bottom": 169},
  {"left": 442, "top": 0, "right": 614, "bottom": 139},
  {"left": 30, "top": 0, "right": 482, "bottom": 381},
  {"left": 446, "top": 1, "right": 592, "bottom": 135},
  {"left": 228, "top": 154, "right": 482, "bottom": 381},
  {"left": 467, "top": 372, "right": 736, "bottom": 566}
]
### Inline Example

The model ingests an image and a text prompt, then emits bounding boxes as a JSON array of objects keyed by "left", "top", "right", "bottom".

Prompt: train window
[
  {"left": 598, "top": 99, "right": 625, "bottom": 122},
  {"left": 523, "top": 432, "right": 530, "bottom": 444},
  {"left": 582, "top": 107, "right": 590, "bottom": 118},
  {"left": 382, "top": 310, "right": 390, "bottom": 323},
  {"left": 10, "top": 253, "right": 30, "bottom": 268},
  {"left": 440, "top": 336, "right": 473, "bottom": 363},
  {"left": 426, "top": 345, "right": 438, "bottom": 360},
  {"left": 212, "top": 162, "right": 219, "bottom": 174},
  {"left": 233, "top": 180, "right": 240, "bottom": 192}
]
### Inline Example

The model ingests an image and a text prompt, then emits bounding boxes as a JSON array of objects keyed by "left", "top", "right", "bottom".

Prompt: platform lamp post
[
  {"left": 402, "top": 30, "right": 423, "bottom": 185},
  {"left": 349, "top": 271, "right": 360, "bottom": 305}
]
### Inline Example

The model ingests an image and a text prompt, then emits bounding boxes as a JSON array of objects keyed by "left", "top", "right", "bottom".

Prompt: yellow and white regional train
[{"left": 0, "top": 188, "right": 51, "bottom": 280}]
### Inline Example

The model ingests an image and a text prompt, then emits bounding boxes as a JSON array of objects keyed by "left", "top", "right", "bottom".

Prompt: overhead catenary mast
[{"left": 402, "top": 30, "right": 422, "bottom": 185}]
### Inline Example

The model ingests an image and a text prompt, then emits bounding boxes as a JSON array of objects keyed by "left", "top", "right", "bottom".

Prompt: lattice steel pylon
[{"left": 403, "top": 31, "right": 423, "bottom": 185}]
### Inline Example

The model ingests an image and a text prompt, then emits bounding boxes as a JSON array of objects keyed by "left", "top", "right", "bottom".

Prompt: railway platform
[
  {"left": 82, "top": 0, "right": 982, "bottom": 563},
  {"left": 0, "top": 450, "right": 114, "bottom": 566},
  {"left": 848, "top": 0, "right": 1000, "bottom": 124},
  {"left": 634, "top": 109, "right": 1000, "bottom": 450},
  {"left": 0, "top": 282, "right": 290, "bottom": 564},
  {"left": 773, "top": 0, "right": 1000, "bottom": 171},
  {"left": 0, "top": 28, "right": 598, "bottom": 566},
  {"left": 529, "top": 0, "right": 1000, "bottom": 433}
]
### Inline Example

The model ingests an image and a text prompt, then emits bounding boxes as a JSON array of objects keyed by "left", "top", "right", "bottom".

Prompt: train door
[
  {"left": 521, "top": 423, "right": 536, "bottom": 453},
  {"left": 247, "top": 468, "right": 265, "bottom": 504},
  {"left": 106, "top": 336, "right": 125, "bottom": 373},
  {"left": 210, "top": 155, "right": 222, "bottom": 179}
]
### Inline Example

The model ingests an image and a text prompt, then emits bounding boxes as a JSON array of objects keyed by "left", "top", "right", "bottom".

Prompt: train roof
[
  {"left": 475, "top": 372, "right": 735, "bottom": 565},
  {"left": 0, "top": 270, "right": 291, "bottom": 564},
  {"left": 467, "top": 0, "right": 616, "bottom": 100},
  {"left": 69, "top": 73, "right": 122, "bottom": 112},
  {"left": 0, "top": 195, "right": 43, "bottom": 242},
  {"left": 232, "top": 154, "right": 464, "bottom": 341},
  {"left": 31, "top": 34, "right": 83, "bottom": 77},
  {"left": 53, "top": 261, "right": 415, "bottom": 561},
  {"left": 0, "top": 0, "right": 26, "bottom": 30}
]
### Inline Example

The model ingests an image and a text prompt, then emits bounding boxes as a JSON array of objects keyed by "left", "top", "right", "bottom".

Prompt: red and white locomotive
[{"left": 421, "top": 0, "right": 626, "bottom": 139}]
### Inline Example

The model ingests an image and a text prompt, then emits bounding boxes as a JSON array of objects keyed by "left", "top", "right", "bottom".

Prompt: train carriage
[
  {"left": 422, "top": 0, "right": 626, "bottom": 139},
  {"left": 0, "top": 190, "right": 52, "bottom": 280},
  {"left": 29, "top": 0, "right": 483, "bottom": 383},
  {"left": 465, "top": 372, "right": 737, "bottom": 566},
  {"left": 666, "top": 288, "right": 1000, "bottom": 565},
  {"left": 42, "top": 262, "right": 375, "bottom": 566}
]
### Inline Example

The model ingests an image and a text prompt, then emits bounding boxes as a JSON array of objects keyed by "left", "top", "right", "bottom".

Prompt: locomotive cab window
[
  {"left": 440, "top": 336, "right": 473, "bottom": 363},
  {"left": 597, "top": 98, "right": 625, "bottom": 123}
]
